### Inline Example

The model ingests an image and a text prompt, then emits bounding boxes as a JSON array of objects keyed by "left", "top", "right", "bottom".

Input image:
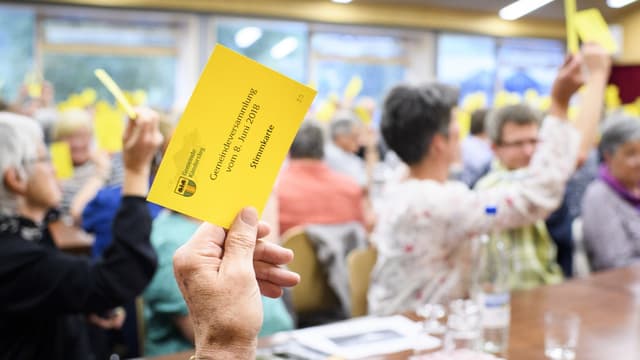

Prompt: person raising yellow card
[{"left": 147, "top": 44, "right": 316, "bottom": 228}]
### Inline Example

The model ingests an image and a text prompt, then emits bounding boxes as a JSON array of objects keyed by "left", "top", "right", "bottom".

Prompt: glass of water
[
  {"left": 444, "top": 299, "right": 482, "bottom": 351},
  {"left": 544, "top": 311, "right": 580, "bottom": 360}
]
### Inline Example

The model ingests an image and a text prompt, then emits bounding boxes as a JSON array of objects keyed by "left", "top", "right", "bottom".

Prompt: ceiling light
[
  {"left": 270, "top": 37, "right": 298, "bottom": 59},
  {"left": 607, "top": 0, "right": 638, "bottom": 8},
  {"left": 332, "top": 0, "right": 353, "bottom": 3},
  {"left": 234, "top": 27, "right": 262, "bottom": 48},
  {"left": 499, "top": 0, "right": 555, "bottom": 21}
]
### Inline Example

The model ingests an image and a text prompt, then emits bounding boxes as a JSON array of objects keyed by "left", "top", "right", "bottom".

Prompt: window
[
  {"left": 0, "top": 5, "right": 35, "bottom": 102},
  {"left": 215, "top": 18, "right": 308, "bottom": 83},
  {"left": 40, "top": 13, "right": 181, "bottom": 109},
  {"left": 437, "top": 33, "right": 497, "bottom": 103},
  {"left": 495, "top": 38, "right": 564, "bottom": 96},
  {"left": 310, "top": 31, "right": 408, "bottom": 122}
]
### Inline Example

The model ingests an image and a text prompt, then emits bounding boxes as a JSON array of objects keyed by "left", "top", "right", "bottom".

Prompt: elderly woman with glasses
[
  {"left": 0, "top": 109, "right": 162, "bottom": 360},
  {"left": 582, "top": 116, "right": 640, "bottom": 271}
]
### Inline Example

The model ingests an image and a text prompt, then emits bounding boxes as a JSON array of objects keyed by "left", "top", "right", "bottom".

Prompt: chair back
[
  {"left": 347, "top": 246, "right": 377, "bottom": 317},
  {"left": 281, "top": 227, "right": 339, "bottom": 314}
]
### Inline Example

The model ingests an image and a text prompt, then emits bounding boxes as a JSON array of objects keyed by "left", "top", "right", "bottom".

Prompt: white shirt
[{"left": 368, "top": 116, "right": 579, "bottom": 315}]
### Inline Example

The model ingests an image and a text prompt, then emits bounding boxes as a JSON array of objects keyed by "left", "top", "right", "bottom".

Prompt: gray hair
[
  {"left": 329, "top": 111, "right": 359, "bottom": 140},
  {"left": 486, "top": 104, "right": 542, "bottom": 144},
  {"left": 0, "top": 112, "right": 44, "bottom": 215},
  {"left": 290, "top": 121, "right": 324, "bottom": 159},
  {"left": 599, "top": 115, "right": 640, "bottom": 158}
]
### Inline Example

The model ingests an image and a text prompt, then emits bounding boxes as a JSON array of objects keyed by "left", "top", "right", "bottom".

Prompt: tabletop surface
[{"left": 145, "top": 264, "right": 640, "bottom": 360}]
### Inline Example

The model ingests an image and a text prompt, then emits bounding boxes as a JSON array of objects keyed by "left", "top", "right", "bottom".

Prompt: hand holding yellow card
[
  {"left": 574, "top": 8, "right": 618, "bottom": 54},
  {"left": 94, "top": 69, "right": 137, "bottom": 119},
  {"left": 147, "top": 45, "right": 316, "bottom": 228},
  {"left": 50, "top": 142, "right": 74, "bottom": 180}
]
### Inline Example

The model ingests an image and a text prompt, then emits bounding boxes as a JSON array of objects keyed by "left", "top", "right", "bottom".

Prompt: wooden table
[{"left": 145, "top": 265, "right": 640, "bottom": 360}]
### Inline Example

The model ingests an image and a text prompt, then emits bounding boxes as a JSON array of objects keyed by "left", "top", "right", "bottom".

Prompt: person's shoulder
[
  {"left": 326, "top": 168, "right": 362, "bottom": 191},
  {"left": 0, "top": 233, "right": 49, "bottom": 267},
  {"left": 583, "top": 179, "right": 610, "bottom": 201}
]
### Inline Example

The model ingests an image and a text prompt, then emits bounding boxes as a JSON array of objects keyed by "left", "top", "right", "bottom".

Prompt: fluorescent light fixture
[
  {"left": 270, "top": 37, "right": 298, "bottom": 59},
  {"left": 332, "top": 0, "right": 353, "bottom": 3},
  {"left": 234, "top": 27, "right": 262, "bottom": 48},
  {"left": 499, "top": 0, "right": 554, "bottom": 20},
  {"left": 607, "top": 0, "right": 638, "bottom": 8}
]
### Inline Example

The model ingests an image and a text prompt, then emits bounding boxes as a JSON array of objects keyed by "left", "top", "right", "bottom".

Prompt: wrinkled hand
[
  {"left": 173, "top": 207, "right": 299, "bottom": 359},
  {"left": 87, "top": 307, "right": 126, "bottom": 330},
  {"left": 582, "top": 43, "right": 611, "bottom": 79},
  {"left": 122, "top": 107, "right": 163, "bottom": 175}
]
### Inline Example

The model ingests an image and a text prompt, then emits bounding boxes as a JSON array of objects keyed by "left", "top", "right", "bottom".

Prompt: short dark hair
[
  {"left": 381, "top": 83, "right": 458, "bottom": 165},
  {"left": 486, "top": 104, "right": 542, "bottom": 144},
  {"left": 470, "top": 108, "right": 488, "bottom": 135},
  {"left": 289, "top": 121, "right": 324, "bottom": 159}
]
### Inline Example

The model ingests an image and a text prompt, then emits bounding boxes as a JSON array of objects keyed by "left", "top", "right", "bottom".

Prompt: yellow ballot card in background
[
  {"left": 147, "top": 44, "right": 317, "bottom": 228},
  {"left": 574, "top": 8, "right": 618, "bottom": 54},
  {"left": 50, "top": 142, "right": 74, "bottom": 180},
  {"left": 564, "top": 0, "right": 578, "bottom": 54}
]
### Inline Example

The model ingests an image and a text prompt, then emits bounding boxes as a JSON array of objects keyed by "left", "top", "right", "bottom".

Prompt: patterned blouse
[{"left": 368, "top": 116, "right": 579, "bottom": 316}]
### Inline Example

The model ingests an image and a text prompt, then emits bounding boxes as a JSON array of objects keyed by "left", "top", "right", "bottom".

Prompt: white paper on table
[{"left": 292, "top": 315, "right": 441, "bottom": 359}]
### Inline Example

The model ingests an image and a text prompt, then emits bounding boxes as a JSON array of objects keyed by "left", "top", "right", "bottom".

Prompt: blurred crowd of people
[{"left": 1, "top": 41, "right": 639, "bottom": 360}]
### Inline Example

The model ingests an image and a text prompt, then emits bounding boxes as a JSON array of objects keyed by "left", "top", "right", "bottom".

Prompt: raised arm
[
  {"left": 455, "top": 47, "right": 607, "bottom": 237},
  {"left": 572, "top": 44, "right": 611, "bottom": 167},
  {"left": 1, "top": 109, "right": 164, "bottom": 315}
]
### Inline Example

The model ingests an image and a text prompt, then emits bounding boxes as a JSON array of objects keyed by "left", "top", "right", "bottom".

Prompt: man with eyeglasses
[
  {"left": 476, "top": 103, "right": 567, "bottom": 290},
  {"left": 475, "top": 42, "right": 611, "bottom": 289}
]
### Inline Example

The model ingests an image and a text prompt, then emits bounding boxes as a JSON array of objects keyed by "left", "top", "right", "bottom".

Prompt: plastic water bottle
[{"left": 473, "top": 205, "right": 510, "bottom": 356}]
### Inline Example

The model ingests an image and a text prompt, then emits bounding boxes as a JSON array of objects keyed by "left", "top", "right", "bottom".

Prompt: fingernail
[{"left": 241, "top": 207, "right": 258, "bottom": 226}]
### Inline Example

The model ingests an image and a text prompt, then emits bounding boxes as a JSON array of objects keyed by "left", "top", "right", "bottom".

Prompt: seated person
[
  {"left": 583, "top": 116, "right": 640, "bottom": 271},
  {"left": 81, "top": 112, "right": 175, "bottom": 359},
  {"left": 325, "top": 113, "right": 368, "bottom": 187},
  {"left": 0, "top": 108, "right": 161, "bottom": 359},
  {"left": 172, "top": 207, "right": 300, "bottom": 360},
  {"left": 459, "top": 108, "right": 493, "bottom": 187},
  {"left": 476, "top": 104, "right": 565, "bottom": 290},
  {"left": 144, "top": 210, "right": 294, "bottom": 356},
  {"left": 51, "top": 109, "right": 117, "bottom": 221},
  {"left": 367, "top": 44, "right": 609, "bottom": 316},
  {"left": 277, "top": 121, "right": 365, "bottom": 234}
]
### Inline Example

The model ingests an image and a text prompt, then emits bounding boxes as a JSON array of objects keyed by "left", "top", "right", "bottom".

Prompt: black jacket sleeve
[{"left": 0, "top": 196, "right": 158, "bottom": 315}]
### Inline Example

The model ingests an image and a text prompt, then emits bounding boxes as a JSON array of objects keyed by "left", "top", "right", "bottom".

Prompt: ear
[
  {"left": 430, "top": 134, "right": 446, "bottom": 155},
  {"left": 3, "top": 167, "right": 28, "bottom": 196}
]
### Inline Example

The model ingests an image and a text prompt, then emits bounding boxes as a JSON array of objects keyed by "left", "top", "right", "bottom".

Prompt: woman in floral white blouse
[{"left": 368, "top": 44, "right": 611, "bottom": 316}]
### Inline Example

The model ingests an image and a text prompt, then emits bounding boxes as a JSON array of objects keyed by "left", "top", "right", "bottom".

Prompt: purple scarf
[{"left": 599, "top": 165, "right": 640, "bottom": 211}]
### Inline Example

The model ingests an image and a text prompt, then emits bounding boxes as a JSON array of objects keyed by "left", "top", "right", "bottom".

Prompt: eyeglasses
[{"left": 498, "top": 138, "right": 541, "bottom": 148}]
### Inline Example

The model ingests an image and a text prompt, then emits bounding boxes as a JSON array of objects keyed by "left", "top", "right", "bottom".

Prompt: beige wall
[
  {"left": 39, "top": 0, "right": 566, "bottom": 39},
  {"left": 618, "top": 9, "right": 640, "bottom": 64}
]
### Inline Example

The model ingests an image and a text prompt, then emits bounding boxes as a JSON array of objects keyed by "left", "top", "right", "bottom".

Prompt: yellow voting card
[
  {"left": 50, "top": 142, "right": 74, "bottom": 180},
  {"left": 574, "top": 8, "right": 618, "bottom": 54},
  {"left": 94, "top": 101, "right": 125, "bottom": 152},
  {"left": 147, "top": 44, "right": 317, "bottom": 228},
  {"left": 564, "top": 0, "right": 578, "bottom": 54}
]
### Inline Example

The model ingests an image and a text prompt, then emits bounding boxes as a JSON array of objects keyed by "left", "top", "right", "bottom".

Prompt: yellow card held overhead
[
  {"left": 147, "top": 45, "right": 317, "bottom": 228},
  {"left": 564, "top": 0, "right": 578, "bottom": 54},
  {"left": 574, "top": 8, "right": 618, "bottom": 54}
]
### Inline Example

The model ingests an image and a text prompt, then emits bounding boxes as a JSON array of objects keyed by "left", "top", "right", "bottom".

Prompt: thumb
[{"left": 222, "top": 207, "right": 259, "bottom": 270}]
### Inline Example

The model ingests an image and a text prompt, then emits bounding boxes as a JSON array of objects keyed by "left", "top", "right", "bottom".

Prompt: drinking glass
[
  {"left": 544, "top": 311, "right": 580, "bottom": 360},
  {"left": 444, "top": 299, "right": 482, "bottom": 351}
]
